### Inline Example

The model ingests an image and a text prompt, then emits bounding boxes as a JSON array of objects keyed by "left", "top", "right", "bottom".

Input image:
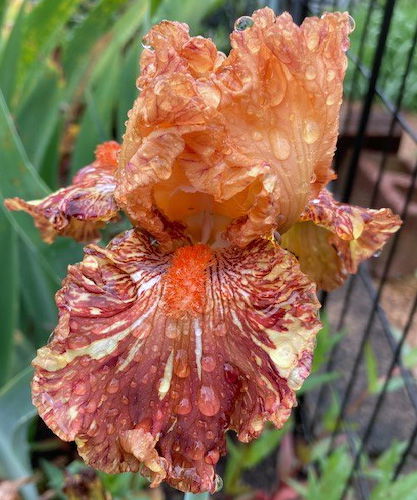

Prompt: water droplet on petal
[
  {"left": 305, "top": 65, "right": 316, "bottom": 80},
  {"left": 205, "top": 449, "right": 220, "bottom": 465},
  {"left": 273, "top": 230, "right": 281, "bottom": 244},
  {"left": 348, "top": 15, "right": 356, "bottom": 32},
  {"left": 85, "top": 400, "right": 98, "bottom": 413},
  {"left": 106, "top": 378, "right": 119, "bottom": 394},
  {"left": 176, "top": 397, "right": 192, "bottom": 415},
  {"left": 198, "top": 386, "right": 220, "bottom": 416},
  {"left": 74, "top": 382, "right": 87, "bottom": 396},
  {"left": 202, "top": 355, "right": 216, "bottom": 372},
  {"left": 189, "top": 440, "right": 205, "bottom": 460},
  {"left": 252, "top": 131, "right": 262, "bottom": 141},
  {"left": 224, "top": 363, "right": 239, "bottom": 384},
  {"left": 174, "top": 350, "right": 190, "bottom": 378},
  {"left": 306, "top": 32, "right": 319, "bottom": 51},
  {"left": 214, "top": 474, "right": 224, "bottom": 492},
  {"left": 270, "top": 130, "right": 291, "bottom": 160},
  {"left": 373, "top": 249, "right": 382, "bottom": 258},
  {"left": 302, "top": 120, "right": 320, "bottom": 144},
  {"left": 327, "top": 69, "right": 336, "bottom": 82},
  {"left": 165, "top": 322, "right": 178, "bottom": 338},
  {"left": 326, "top": 94, "right": 337, "bottom": 105},
  {"left": 141, "top": 41, "right": 153, "bottom": 50},
  {"left": 234, "top": 16, "right": 254, "bottom": 31}
]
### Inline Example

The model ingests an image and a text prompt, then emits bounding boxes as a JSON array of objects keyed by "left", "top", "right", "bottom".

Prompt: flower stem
[{"left": 184, "top": 493, "right": 210, "bottom": 500}]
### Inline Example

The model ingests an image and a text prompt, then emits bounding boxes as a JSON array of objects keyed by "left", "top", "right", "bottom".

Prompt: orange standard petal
[
  {"left": 281, "top": 189, "right": 402, "bottom": 290},
  {"left": 32, "top": 229, "right": 321, "bottom": 493},
  {"left": 4, "top": 141, "right": 120, "bottom": 243},
  {"left": 116, "top": 8, "right": 353, "bottom": 250}
]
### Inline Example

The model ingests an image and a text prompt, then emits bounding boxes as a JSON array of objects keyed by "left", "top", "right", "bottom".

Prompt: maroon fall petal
[
  {"left": 4, "top": 141, "right": 121, "bottom": 243},
  {"left": 32, "top": 229, "right": 321, "bottom": 493}
]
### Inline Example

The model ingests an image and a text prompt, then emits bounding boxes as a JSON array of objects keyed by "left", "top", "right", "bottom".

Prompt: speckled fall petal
[
  {"left": 116, "top": 8, "right": 352, "bottom": 249},
  {"left": 5, "top": 142, "right": 120, "bottom": 243},
  {"left": 281, "top": 189, "right": 402, "bottom": 290},
  {"left": 32, "top": 229, "right": 321, "bottom": 492}
]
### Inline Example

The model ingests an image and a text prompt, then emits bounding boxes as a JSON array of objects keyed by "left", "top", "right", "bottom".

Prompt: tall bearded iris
[{"left": 5, "top": 8, "right": 401, "bottom": 494}]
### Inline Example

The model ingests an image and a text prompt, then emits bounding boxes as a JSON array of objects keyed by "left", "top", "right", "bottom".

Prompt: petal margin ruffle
[
  {"left": 281, "top": 189, "right": 402, "bottom": 290},
  {"left": 116, "top": 8, "right": 352, "bottom": 249},
  {"left": 5, "top": 142, "right": 120, "bottom": 243},
  {"left": 32, "top": 229, "right": 321, "bottom": 492}
]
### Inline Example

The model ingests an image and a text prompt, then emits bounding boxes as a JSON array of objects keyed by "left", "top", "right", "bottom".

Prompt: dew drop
[
  {"left": 273, "top": 230, "right": 281, "bottom": 244},
  {"left": 206, "top": 430, "right": 215, "bottom": 440},
  {"left": 306, "top": 32, "right": 319, "bottom": 51},
  {"left": 205, "top": 449, "right": 220, "bottom": 465},
  {"left": 270, "top": 130, "right": 291, "bottom": 160},
  {"left": 198, "top": 386, "right": 220, "bottom": 416},
  {"left": 305, "top": 65, "right": 316, "bottom": 80},
  {"left": 224, "top": 363, "right": 239, "bottom": 384},
  {"left": 141, "top": 37, "right": 153, "bottom": 50},
  {"left": 202, "top": 355, "right": 216, "bottom": 372},
  {"left": 326, "top": 94, "right": 337, "bottom": 106},
  {"left": 234, "top": 16, "right": 254, "bottom": 32},
  {"left": 348, "top": 15, "right": 356, "bottom": 33},
  {"left": 373, "top": 249, "right": 382, "bottom": 258},
  {"left": 189, "top": 440, "right": 205, "bottom": 460},
  {"left": 176, "top": 397, "right": 192, "bottom": 415},
  {"left": 174, "top": 350, "right": 190, "bottom": 378},
  {"left": 214, "top": 475, "right": 224, "bottom": 492},
  {"left": 165, "top": 322, "right": 178, "bottom": 339},
  {"left": 141, "top": 41, "right": 153, "bottom": 50},
  {"left": 85, "top": 400, "right": 98, "bottom": 414},
  {"left": 74, "top": 382, "right": 88, "bottom": 396},
  {"left": 252, "top": 131, "right": 262, "bottom": 141},
  {"left": 106, "top": 378, "right": 119, "bottom": 394},
  {"left": 302, "top": 120, "right": 320, "bottom": 144},
  {"left": 327, "top": 69, "right": 336, "bottom": 82}
]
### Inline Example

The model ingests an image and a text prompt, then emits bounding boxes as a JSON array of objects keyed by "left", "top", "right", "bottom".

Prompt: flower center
[{"left": 163, "top": 244, "right": 213, "bottom": 317}]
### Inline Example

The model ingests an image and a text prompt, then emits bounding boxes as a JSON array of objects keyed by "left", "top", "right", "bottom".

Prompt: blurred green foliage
[{"left": 345, "top": 0, "right": 417, "bottom": 111}]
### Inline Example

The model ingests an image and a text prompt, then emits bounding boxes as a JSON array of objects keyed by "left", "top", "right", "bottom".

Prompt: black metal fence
[{"left": 284, "top": 0, "right": 417, "bottom": 497}]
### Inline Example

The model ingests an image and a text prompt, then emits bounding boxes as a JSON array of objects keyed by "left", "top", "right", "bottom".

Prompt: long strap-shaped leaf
[
  {"left": 0, "top": 89, "right": 62, "bottom": 287},
  {"left": 0, "top": 368, "right": 37, "bottom": 500}
]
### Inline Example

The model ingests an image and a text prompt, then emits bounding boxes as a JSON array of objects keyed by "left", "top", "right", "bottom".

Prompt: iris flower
[{"left": 6, "top": 8, "right": 401, "bottom": 494}]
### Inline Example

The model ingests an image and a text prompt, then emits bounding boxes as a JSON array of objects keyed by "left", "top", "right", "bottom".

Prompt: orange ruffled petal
[
  {"left": 32, "top": 229, "right": 321, "bottom": 493},
  {"left": 5, "top": 142, "right": 120, "bottom": 243},
  {"left": 116, "top": 8, "right": 352, "bottom": 249},
  {"left": 281, "top": 189, "right": 402, "bottom": 290}
]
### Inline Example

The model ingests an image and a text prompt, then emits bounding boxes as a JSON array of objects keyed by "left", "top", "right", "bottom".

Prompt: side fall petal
[
  {"left": 4, "top": 141, "right": 120, "bottom": 243},
  {"left": 32, "top": 229, "right": 321, "bottom": 493},
  {"left": 281, "top": 189, "right": 402, "bottom": 290}
]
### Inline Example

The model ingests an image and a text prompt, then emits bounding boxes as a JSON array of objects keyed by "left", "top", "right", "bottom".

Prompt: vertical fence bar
[
  {"left": 370, "top": 18, "right": 417, "bottom": 207},
  {"left": 329, "top": 0, "right": 398, "bottom": 455},
  {"left": 339, "top": 292, "right": 417, "bottom": 497},
  {"left": 340, "top": 0, "right": 397, "bottom": 203}
]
